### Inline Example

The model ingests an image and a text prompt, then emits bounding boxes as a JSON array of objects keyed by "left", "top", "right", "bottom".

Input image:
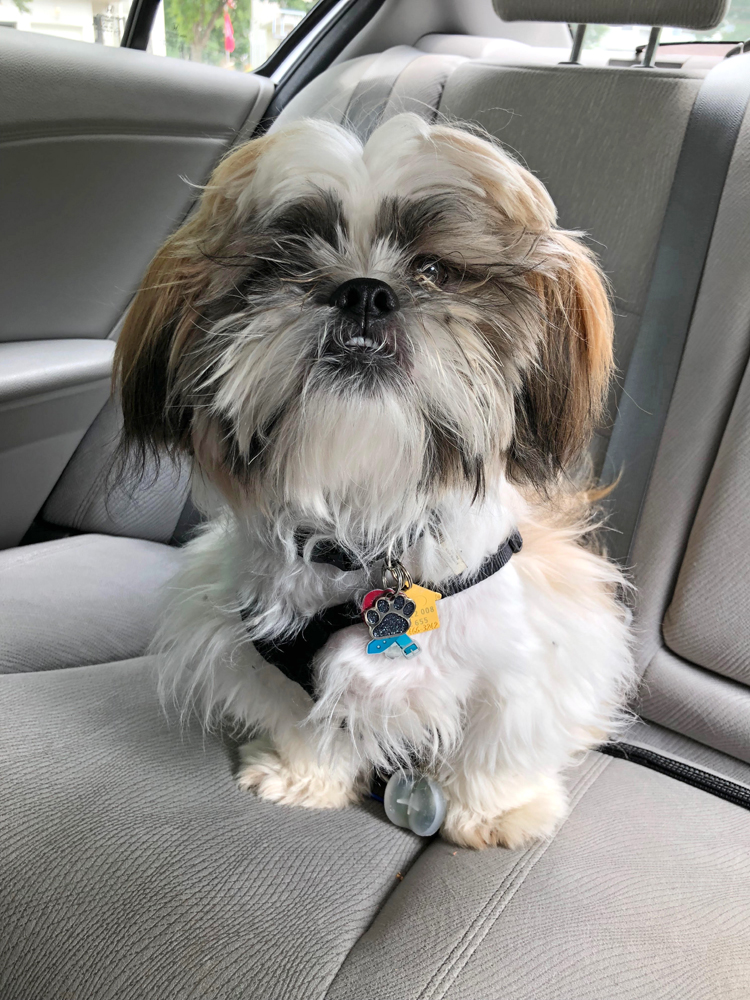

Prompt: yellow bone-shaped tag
[{"left": 404, "top": 584, "right": 442, "bottom": 636}]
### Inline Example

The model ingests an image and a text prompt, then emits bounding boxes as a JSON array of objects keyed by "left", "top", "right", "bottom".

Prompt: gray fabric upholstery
[
  {"left": 664, "top": 356, "right": 750, "bottom": 685},
  {"left": 638, "top": 649, "right": 750, "bottom": 765},
  {"left": 438, "top": 62, "right": 701, "bottom": 434},
  {"left": 417, "top": 33, "right": 566, "bottom": 60},
  {"left": 41, "top": 397, "right": 191, "bottom": 544},
  {"left": 0, "top": 658, "right": 424, "bottom": 1000},
  {"left": 418, "top": 32, "right": 726, "bottom": 73},
  {"left": 630, "top": 97, "right": 750, "bottom": 671},
  {"left": 272, "top": 55, "right": 379, "bottom": 129},
  {"left": 623, "top": 717, "right": 750, "bottom": 787},
  {"left": 600, "top": 51, "right": 750, "bottom": 562},
  {"left": 0, "top": 535, "right": 183, "bottom": 674},
  {"left": 274, "top": 48, "right": 466, "bottom": 137},
  {"left": 627, "top": 94, "right": 750, "bottom": 764},
  {"left": 494, "top": 0, "right": 728, "bottom": 29},
  {"left": 327, "top": 753, "right": 750, "bottom": 1000},
  {"left": 3, "top": 663, "right": 749, "bottom": 1000},
  {"left": 379, "top": 52, "right": 467, "bottom": 128},
  {"left": 340, "top": 44, "right": 424, "bottom": 140}
]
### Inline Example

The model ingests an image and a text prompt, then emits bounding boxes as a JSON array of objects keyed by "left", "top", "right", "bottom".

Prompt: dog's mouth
[
  {"left": 318, "top": 322, "right": 407, "bottom": 371},
  {"left": 343, "top": 334, "right": 377, "bottom": 350}
]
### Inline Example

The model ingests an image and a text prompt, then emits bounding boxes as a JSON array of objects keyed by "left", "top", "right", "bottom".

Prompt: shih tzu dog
[{"left": 115, "top": 112, "right": 634, "bottom": 849}]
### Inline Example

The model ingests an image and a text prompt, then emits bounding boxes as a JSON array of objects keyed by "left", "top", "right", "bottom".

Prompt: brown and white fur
[{"left": 115, "top": 113, "right": 634, "bottom": 849}]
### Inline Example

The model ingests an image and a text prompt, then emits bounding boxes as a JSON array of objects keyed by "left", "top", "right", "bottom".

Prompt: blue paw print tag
[{"left": 362, "top": 590, "right": 420, "bottom": 659}]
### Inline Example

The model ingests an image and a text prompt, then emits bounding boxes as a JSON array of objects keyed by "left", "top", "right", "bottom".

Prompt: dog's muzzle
[
  {"left": 330, "top": 277, "right": 399, "bottom": 327},
  {"left": 327, "top": 277, "right": 402, "bottom": 360}
]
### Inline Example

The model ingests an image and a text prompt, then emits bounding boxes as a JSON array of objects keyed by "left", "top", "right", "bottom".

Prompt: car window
[
  {"left": 0, "top": 0, "right": 318, "bottom": 70},
  {"left": 579, "top": 0, "right": 750, "bottom": 55},
  {"left": 0, "top": 0, "right": 134, "bottom": 45},
  {"left": 158, "top": 0, "right": 318, "bottom": 70}
]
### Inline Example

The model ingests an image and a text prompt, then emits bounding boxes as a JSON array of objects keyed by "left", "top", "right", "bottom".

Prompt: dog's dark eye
[{"left": 413, "top": 258, "right": 448, "bottom": 288}]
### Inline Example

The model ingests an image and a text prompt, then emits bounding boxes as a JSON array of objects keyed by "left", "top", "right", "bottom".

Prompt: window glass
[
  {"left": 157, "top": 0, "right": 318, "bottom": 68},
  {"left": 0, "top": 0, "right": 318, "bottom": 69},
  {"left": 580, "top": 0, "right": 750, "bottom": 54},
  {"left": 0, "top": 0, "right": 133, "bottom": 44}
]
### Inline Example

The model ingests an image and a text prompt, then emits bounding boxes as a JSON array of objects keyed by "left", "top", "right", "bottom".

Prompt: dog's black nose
[{"left": 330, "top": 278, "right": 399, "bottom": 323}]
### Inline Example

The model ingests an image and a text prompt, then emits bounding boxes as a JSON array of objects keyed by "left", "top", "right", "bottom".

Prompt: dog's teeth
[{"left": 345, "top": 336, "right": 376, "bottom": 349}]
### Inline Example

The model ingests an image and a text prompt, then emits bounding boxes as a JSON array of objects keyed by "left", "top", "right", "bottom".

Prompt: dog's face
[{"left": 116, "top": 114, "right": 612, "bottom": 532}]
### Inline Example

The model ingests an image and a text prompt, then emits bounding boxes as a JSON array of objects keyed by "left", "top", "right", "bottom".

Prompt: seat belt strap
[{"left": 601, "top": 52, "right": 750, "bottom": 563}]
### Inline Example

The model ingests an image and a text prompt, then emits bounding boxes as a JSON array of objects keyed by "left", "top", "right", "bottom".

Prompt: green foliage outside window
[
  {"left": 164, "top": 0, "right": 250, "bottom": 66},
  {"left": 164, "top": 0, "right": 317, "bottom": 70},
  {"left": 710, "top": 0, "right": 750, "bottom": 39}
]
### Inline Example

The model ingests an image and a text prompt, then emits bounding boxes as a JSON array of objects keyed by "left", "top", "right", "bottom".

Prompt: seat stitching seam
[
  {"left": 1, "top": 534, "right": 101, "bottom": 569},
  {"left": 458, "top": 62, "right": 702, "bottom": 84},
  {"left": 421, "top": 754, "right": 611, "bottom": 1000},
  {"left": 319, "top": 763, "right": 599, "bottom": 1000},
  {"left": 320, "top": 834, "right": 434, "bottom": 1000},
  {"left": 421, "top": 837, "right": 548, "bottom": 998},
  {"left": 419, "top": 754, "right": 612, "bottom": 1000},
  {"left": 419, "top": 755, "right": 609, "bottom": 996}
]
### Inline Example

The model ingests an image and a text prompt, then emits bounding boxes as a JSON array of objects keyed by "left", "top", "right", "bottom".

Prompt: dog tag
[
  {"left": 404, "top": 584, "right": 442, "bottom": 636},
  {"left": 361, "top": 589, "right": 387, "bottom": 613},
  {"left": 362, "top": 590, "right": 420, "bottom": 658}
]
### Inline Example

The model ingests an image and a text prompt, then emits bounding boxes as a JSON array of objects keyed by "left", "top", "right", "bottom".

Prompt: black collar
[
  {"left": 294, "top": 532, "right": 376, "bottom": 573},
  {"left": 294, "top": 530, "right": 419, "bottom": 574},
  {"left": 242, "top": 532, "right": 522, "bottom": 699}
]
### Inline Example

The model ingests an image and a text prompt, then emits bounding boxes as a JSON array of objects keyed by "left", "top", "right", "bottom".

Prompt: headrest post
[
  {"left": 640, "top": 26, "right": 662, "bottom": 67},
  {"left": 564, "top": 23, "right": 587, "bottom": 65}
]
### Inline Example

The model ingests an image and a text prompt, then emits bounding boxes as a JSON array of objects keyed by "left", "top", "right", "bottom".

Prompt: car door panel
[
  {"left": 0, "top": 340, "right": 113, "bottom": 548},
  {"left": 0, "top": 30, "right": 273, "bottom": 342},
  {"left": 0, "top": 27, "right": 273, "bottom": 547}
]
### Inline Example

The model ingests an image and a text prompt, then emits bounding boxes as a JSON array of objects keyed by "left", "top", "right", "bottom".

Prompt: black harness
[{"left": 241, "top": 532, "right": 523, "bottom": 699}]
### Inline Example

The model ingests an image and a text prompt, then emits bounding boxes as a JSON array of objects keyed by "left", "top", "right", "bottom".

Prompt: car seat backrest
[
  {"left": 627, "top": 98, "right": 750, "bottom": 762},
  {"left": 40, "top": 397, "right": 191, "bottom": 544},
  {"left": 665, "top": 377, "right": 750, "bottom": 689},
  {"left": 435, "top": 56, "right": 703, "bottom": 471}
]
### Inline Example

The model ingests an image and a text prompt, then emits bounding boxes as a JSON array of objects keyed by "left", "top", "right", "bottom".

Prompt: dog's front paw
[
  {"left": 236, "top": 737, "right": 359, "bottom": 810},
  {"left": 442, "top": 783, "right": 568, "bottom": 850}
]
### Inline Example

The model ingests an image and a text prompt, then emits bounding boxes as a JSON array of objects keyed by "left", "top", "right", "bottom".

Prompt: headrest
[{"left": 493, "top": 1, "right": 729, "bottom": 30}]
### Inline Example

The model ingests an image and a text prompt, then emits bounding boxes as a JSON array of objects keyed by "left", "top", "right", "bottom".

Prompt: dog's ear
[
  {"left": 113, "top": 225, "right": 202, "bottom": 463},
  {"left": 427, "top": 125, "right": 612, "bottom": 483},
  {"left": 113, "top": 136, "right": 273, "bottom": 466},
  {"left": 509, "top": 233, "right": 614, "bottom": 486}
]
